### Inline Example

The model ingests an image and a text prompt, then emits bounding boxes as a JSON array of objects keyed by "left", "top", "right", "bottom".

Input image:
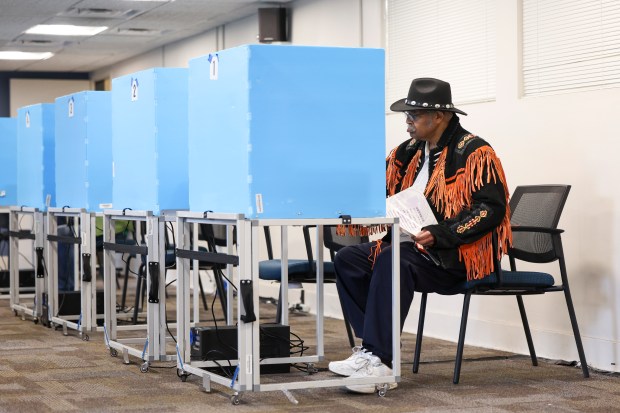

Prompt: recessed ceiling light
[
  {"left": 25, "top": 24, "right": 108, "bottom": 36},
  {"left": 0, "top": 51, "right": 54, "bottom": 60}
]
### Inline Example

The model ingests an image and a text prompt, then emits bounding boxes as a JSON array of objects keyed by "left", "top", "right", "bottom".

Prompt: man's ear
[{"left": 437, "top": 111, "right": 451, "bottom": 122}]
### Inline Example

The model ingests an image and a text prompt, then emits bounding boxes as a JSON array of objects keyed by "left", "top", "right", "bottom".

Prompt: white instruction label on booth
[
  {"left": 255, "top": 194, "right": 264, "bottom": 214},
  {"left": 246, "top": 355, "right": 252, "bottom": 375}
]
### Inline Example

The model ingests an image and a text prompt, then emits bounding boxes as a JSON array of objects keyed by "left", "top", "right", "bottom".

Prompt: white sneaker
[
  {"left": 344, "top": 358, "right": 398, "bottom": 394},
  {"left": 328, "top": 346, "right": 373, "bottom": 376}
]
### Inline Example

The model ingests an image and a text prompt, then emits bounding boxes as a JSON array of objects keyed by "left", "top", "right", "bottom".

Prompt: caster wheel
[
  {"left": 176, "top": 369, "right": 188, "bottom": 382},
  {"left": 231, "top": 395, "right": 240, "bottom": 406},
  {"left": 140, "top": 363, "right": 149, "bottom": 373},
  {"left": 82, "top": 334, "right": 90, "bottom": 342},
  {"left": 377, "top": 384, "right": 387, "bottom": 397},
  {"left": 13, "top": 310, "right": 18, "bottom": 317},
  {"left": 33, "top": 318, "right": 39, "bottom": 325},
  {"left": 110, "top": 348, "right": 118, "bottom": 357}
]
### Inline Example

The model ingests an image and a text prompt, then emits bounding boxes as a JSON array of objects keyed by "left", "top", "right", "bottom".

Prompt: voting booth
[
  {"left": 106, "top": 68, "right": 190, "bottom": 369},
  {"left": 0, "top": 117, "right": 18, "bottom": 207},
  {"left": 17, "top": 104, "right": 56, "bottom": 210},
  {"left": 55, "top": 91, "right": 112, "bottom": 212},
  {"left": 188, "top": 44, "right": 386, "bottom": 218},
  {"left": 111, "top": 68, "right": 189, "bottom": 214},
  {"left": 48, "top": 91, "right": 113, "bottom": 338},
  {"left": 10, "top": 103, "right": 55, "bottom": 321}
]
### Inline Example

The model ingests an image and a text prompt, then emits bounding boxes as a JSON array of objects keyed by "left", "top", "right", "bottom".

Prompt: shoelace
[{"left": 353, "top": 351, "right": 379, "bottom": 373}]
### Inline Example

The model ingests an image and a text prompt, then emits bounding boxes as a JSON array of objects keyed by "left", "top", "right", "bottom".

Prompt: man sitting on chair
[{"left": 329, "top": 77, "right": 512, "bottom": 393}]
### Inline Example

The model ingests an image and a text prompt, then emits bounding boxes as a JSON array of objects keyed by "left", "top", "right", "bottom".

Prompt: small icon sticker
[
  {"left": 131, "top": 77, "right": 139, "bottom": 101},
  {"left": 68, "top": 97, "right": 74, "bottom": 117},
  {"left": 208, "top": 53, "right": 219, "bottom": 80},
  {"left": 25, "top": 111, "right": 30, "bottom": 128}
]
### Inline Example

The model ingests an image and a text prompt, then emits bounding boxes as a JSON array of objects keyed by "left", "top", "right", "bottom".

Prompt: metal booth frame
[
  {"left": 45, "top": 207, "right": 100, "bottom": 340},
  {"left": 175, "top": 212, "right": 400, "bottom": 405},
  {"left": 1, "top": 206, "right": 34, "bottom": 299},
  {"left": 102, "top": 209, "right": 201, "bottom": 372},
  {"left": 8, "top": 206, "right": 45, "bottom": 323}
]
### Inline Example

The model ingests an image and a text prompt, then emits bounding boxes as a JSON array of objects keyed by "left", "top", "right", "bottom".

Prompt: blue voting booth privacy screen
[
  {"left": 17, "top": 104, "right": 56, "bottom": 210},
  {"left": 188, "top": 44, "right": 386, "bottom": 219},
  {"left": 0, "top": 117, "right": 18, "bottom": 206},
  {"left": 55, "top": 91, "right": 112, "bottom": 212},
  {"left": 112, "top": 68, "right": 189, "bottom": 214}
]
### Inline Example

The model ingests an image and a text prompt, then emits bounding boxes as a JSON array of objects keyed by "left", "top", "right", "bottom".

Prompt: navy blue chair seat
[
  {"left": 258, "top": 259, "right": 336, "bottom": 282},
  {"left": 462, "top": 271, "right": 555, "bottom": 290}
]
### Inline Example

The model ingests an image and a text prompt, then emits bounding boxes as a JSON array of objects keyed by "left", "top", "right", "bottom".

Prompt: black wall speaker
[{"left": 258, "top": 8, "right": 288, "bottom": 43}]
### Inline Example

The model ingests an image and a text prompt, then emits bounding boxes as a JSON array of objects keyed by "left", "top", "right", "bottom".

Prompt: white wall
[
  {"left": 91, "top": 48, "right": 164, "bottom": 83},
  {"left": 18, "top": 0, "right": 618, "bottom": 373},
  {"left": 384, "top": 0, "right": 620, "bottom": 373},
  {"left": 162, "top": 31, "right": 220, "bottom": 68}
]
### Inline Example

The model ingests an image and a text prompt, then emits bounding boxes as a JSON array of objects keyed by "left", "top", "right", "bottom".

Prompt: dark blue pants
[{"left": 334, "top": 241, "right": 466, "bottom": 363}]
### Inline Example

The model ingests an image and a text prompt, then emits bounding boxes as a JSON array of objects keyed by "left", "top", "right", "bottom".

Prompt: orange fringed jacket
[{"left": 386, "top": 116, "right": 512, "bottom": 281}]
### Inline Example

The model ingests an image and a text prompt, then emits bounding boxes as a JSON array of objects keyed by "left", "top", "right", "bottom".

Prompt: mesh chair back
[{"left": 508, "top": 185, "right": 570, "bottom": 262}]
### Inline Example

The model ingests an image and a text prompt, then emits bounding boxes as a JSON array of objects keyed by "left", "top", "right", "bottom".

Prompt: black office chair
[
  {"left": 95, "top": 219, "right": 136, "bottom": 305},
  {"left": 412, "top": 184, "right": 589, "bottom": 384},
  {"left": 258, "top": 225, "right": 367, "bottom": 348},
  {"left": 130, "top": 223, "right": 233, "bottom": 324}
]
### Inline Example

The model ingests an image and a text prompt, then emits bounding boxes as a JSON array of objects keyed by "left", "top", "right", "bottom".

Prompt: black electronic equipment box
[{"left": 190, "top": 323, "right": 291, "bottom": 374}]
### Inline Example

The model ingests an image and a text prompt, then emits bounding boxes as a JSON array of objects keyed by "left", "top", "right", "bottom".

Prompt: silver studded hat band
[
  {"left": 404, "top": 100, "right": 455, "bottom": 110},
  {"left": 390, "top": 77, "right": 467, "bottom": 115}
]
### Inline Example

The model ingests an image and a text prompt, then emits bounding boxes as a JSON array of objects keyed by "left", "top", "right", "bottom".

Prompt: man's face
[{"left": 405, "top": 110, "right": 437, "bottom": 141}]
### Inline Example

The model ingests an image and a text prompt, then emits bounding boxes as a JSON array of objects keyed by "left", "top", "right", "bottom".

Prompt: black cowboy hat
[{"left": 390, "top": 77, "right": 467, "bottom": 116}]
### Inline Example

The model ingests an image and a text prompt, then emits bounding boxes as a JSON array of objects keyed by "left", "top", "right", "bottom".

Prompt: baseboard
[{"left": 305, "top": 289, "right": 618, "bottom": 374}]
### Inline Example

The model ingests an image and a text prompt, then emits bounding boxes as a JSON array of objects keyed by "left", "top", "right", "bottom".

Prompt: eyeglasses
[{"left": 405, "top": 111, "right": 428, "bottom": 122}]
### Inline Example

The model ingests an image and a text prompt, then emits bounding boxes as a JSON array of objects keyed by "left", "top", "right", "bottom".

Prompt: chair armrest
[
  {"left": 509, "top": 226, "right": 565, "bottom": 264},
  {"left": 511, "top": 226, "right": 564, "bottom": 234}
]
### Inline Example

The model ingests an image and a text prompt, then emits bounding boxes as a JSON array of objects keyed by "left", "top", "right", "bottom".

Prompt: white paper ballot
[{"left": 386, "top": 185, "right": 438, "bottom": 235}]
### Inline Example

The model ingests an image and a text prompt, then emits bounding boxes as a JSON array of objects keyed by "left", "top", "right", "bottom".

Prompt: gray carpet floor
[{"left": 0, "top": 288, "right": 618, "bottom": 413}]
